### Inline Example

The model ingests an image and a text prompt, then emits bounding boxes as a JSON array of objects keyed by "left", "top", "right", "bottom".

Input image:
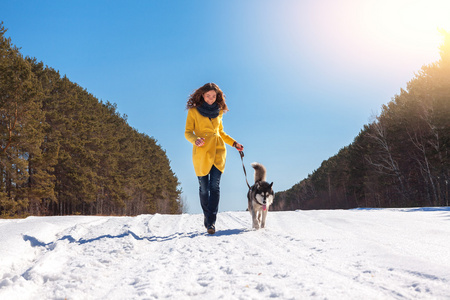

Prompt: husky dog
[{"left": 247, "top": 162, "right": 274, "bottom": 229}]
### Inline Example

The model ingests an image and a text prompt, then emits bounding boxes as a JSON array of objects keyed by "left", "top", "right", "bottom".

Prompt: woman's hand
[
  {"left": 195, "top": 137, "right": 205, "bottom": 147},
  {"left": 233, "top": 142, "right": 244, "bottom": 151}
]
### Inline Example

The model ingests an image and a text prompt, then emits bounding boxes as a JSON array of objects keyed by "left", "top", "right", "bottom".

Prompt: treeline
[
  {"left": 0, "top": 22, "right": 181, "bottom": 217},
  {"left": 273, "top": 32, "right": 450, "bottom": 210}
]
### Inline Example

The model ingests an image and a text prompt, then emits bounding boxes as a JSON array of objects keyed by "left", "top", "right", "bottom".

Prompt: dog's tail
[{"left": 251, "top": 162, "right": 266, "bottom": 182}]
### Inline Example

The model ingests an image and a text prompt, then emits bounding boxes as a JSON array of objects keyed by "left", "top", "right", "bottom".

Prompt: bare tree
[{"left": 366, "top": 120, "right": 410, "bottom": 203}]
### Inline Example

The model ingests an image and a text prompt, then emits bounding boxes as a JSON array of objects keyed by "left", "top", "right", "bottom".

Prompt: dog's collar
[
  {"left": 255, "top": 198, "right": 265, "bottom": 206},
  {"left": 258, "top": 199, "right": 267, "bottom": 211},
  {"left": 254, "top": 195, "right": 267, "bottom": 206}
]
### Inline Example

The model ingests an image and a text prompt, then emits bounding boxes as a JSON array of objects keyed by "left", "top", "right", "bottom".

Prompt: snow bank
[{"left": 1, "top": 209, "right": 449, "bottom": 299}]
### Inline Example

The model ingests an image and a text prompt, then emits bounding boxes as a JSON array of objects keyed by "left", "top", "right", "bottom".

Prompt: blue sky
[{"left": 2, "top": 0, "right": 447, "bottom": 213}]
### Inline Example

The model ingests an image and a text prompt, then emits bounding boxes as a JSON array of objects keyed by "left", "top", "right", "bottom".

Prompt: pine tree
[
  {"left": 1, "top": 21, "right": 182, "bottom": 217},
  {"left": 0, "top": 22, "right": 46, "bottom": 216},
  {"left": 274, "top": 31, "right": 450, "bottom": 210}
]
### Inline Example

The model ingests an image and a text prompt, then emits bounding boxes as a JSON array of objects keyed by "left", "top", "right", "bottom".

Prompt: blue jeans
[{"left": 198, "top": 165, "right": 222, "bottom": 228}]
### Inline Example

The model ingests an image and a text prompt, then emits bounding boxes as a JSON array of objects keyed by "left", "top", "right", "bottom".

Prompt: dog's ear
[{"left": 269, "top": 182, "right": 273, "bottom": 189}]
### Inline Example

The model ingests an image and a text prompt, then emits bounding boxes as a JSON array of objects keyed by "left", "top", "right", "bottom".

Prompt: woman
[{"left": 185, "top": 83, "right": 243, "bottom": 234}]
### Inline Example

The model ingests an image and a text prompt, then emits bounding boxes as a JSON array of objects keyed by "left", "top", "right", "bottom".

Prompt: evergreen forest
[
  {"left": 0, "top": 22, "right": 181, "bottom": 217},
  {"left": 273, "top": 31, "right": 450, "bottom": 211}
]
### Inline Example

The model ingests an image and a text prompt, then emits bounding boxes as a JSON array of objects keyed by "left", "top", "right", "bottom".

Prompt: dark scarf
[{"left": 196, "top": 101, "right": 220, "bottom": 118}]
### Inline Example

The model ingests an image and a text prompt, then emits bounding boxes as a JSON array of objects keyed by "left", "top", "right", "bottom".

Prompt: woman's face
[{"left": 203, "top": 90, "right": 217, "bottom": 105}]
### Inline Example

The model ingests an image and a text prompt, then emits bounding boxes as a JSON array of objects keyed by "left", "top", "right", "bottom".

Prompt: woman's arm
[
  {"left": 218, "top": 116, "right": 236, "bottom": 147},
  {"left": 218, "top": 115, "right": 244, "bottom": 151},
  {"left": 184, "top": 109, "right": 199, "bottom": 145}
]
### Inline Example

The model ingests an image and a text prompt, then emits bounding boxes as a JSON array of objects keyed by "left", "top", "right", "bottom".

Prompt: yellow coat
[{"left": 185, "top": 108, "right": 236, "bottom": 177}]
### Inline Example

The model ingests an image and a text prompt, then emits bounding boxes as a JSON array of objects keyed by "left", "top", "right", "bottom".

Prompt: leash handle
[{"left": 239, "top": 151, "right": 251, "bottom": 190}]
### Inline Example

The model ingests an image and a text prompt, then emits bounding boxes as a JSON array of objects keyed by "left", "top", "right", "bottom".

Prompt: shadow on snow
[{"left": 22, "top": 228, "right": 248, "bottom": 248}]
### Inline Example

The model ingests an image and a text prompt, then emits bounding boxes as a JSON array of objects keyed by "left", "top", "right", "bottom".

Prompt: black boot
[{"left": 207, "top": 224, "right": 215, "bottom": 235}]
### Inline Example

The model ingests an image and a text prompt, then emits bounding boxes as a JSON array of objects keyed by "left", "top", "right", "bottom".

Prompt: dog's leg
[
  {"left": 256, "top": 210, "right": 262, "bottom": 229},
  {"left": 252, "top": 209, "right": 260, "bottom": 229},
  {"left": 261, "top": 209, "right": 267, "bottom": 228}
]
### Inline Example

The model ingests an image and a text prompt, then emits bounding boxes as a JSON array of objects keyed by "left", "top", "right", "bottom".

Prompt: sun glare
[
  {"left": 401, "top": 0, "right": 450, "bottom": 42},
  {"left": 366, "top": 0, "right": 450, "bottom": 50}
]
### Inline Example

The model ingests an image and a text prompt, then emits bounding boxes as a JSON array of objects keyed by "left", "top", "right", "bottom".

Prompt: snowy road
[{"left": 1, "top": 208, "right": 450, "bottom": 299}]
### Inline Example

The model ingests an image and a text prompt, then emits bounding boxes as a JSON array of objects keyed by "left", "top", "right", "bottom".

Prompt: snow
[{"left": 1, "top": 208, "right": 450, "bottom": 299}]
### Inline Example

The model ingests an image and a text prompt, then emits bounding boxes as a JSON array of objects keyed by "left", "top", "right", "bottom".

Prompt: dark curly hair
[{"left": 186, "top": 83, "right": 229, "bottom": 112}]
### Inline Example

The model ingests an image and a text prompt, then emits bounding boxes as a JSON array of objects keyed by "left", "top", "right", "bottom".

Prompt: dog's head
[{"left": 254, "top": 181, "right": 274, "bottom": 208}]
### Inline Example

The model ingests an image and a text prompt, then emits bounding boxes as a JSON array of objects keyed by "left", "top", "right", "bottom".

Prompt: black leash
[{"left": 239, "top": 151, "right": 252, "bottom": 190}]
